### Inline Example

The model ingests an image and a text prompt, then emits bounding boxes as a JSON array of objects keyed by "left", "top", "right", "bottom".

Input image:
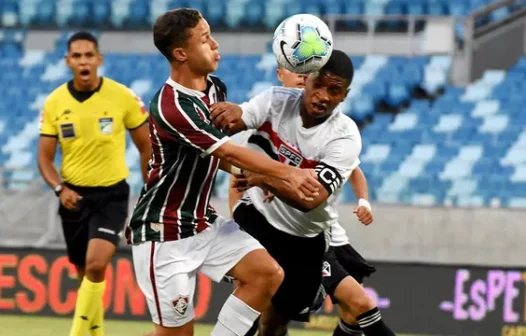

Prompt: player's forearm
[
  {"left": 349, "top": 167, "right": 369, "bottom": 200},
  {"left": 37, "top": 157, "right": 62, "bottom": 189},
  {"left": 228, "top": 176, "right": 244, "bottom": 217},
  {"left": 257, "top": 176, "right": 311, "bottom": 212},
  {"left": 218, "top": 144, "right": 290, "bottom": 181},
  {"left": 139, "top": 151, "right": 150, "bottom": 183}
]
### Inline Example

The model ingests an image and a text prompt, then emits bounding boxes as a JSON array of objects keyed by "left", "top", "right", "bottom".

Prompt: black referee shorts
[
  {"left": 58, "top": 180, "right": 130, "bottom": 266},
  {"left": 322, "top": 244, "right": 377, "bottom": 303},
  {"left": 233, "top": 201, "right": 326, "bottom": 322}
]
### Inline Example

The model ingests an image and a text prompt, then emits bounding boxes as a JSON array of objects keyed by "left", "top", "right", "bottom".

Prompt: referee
[{"left": 37, "top": 32, "right": 151, "bottom": 336}]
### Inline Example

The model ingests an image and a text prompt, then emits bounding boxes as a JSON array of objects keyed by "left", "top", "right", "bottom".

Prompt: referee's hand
[{"left": 60, "top": 187, "right": 82, "bottom": 210}]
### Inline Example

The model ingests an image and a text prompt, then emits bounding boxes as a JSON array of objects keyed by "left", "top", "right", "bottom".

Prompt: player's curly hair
[{"left": 153, "top": 8, "right": 202, "bottom": 62}]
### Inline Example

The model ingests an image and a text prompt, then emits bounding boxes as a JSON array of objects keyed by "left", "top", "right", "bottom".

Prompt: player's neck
[
  {"left": 170, "top": 66, "right": 208, "bottom": 91},
  {"left": 72, "top": 76, "right": 101, "bottom": 92}
]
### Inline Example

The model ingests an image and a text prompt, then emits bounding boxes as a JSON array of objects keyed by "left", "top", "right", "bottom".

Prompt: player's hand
[
  {"left": 287, "top": 168, "right": 320, "bottom": 202},
  {"left": 353, "top": 205, "right": 373, "bottom": 225},
  {"left": 263, "top": 190, "right": 275, "bottom": 203},
  {"left": 60, "top": 187, "right": 82, "bottom": 210},
  {"left": 210, "top": 102, "right": 243, "bottom": 132},
  {"left": 231, "top": 174, "right": 252, "bottom": 193}
]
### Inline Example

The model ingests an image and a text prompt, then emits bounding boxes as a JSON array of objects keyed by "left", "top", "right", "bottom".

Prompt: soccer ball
[{"left": 272, "top": 14, "right": 333, "bottom": 74}]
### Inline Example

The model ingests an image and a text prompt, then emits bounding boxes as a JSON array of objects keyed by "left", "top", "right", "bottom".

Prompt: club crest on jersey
[
  {"left": 278, "top": 144, "right": 303, "bottom": 167},
  {"left": 150, "top": 223, "right": 162, "bottom": 232},
  {"left": 99, "top": 117, "right": 113, "bottom": 135},
  {"left": 172, "top": 295, "right": 189, "bottom": 316},
  {"left": 322, "top": 261, "right": 331, "bottom": 277}
]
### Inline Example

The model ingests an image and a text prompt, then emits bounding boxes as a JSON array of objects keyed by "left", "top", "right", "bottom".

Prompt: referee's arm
[
  {"left": 37, "top": 107, "right": 80, "bottom": 209},
  {"left": 129, "top": 124, "right": 150, "bottom": 183},
  {"left": 124, "top": 90, "right": 151, "bottom": 183}
]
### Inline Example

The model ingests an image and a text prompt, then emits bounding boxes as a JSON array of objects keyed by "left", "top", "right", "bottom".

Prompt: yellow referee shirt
[{"left": 39, "top": 77, "right": 149, "bottom": 187}]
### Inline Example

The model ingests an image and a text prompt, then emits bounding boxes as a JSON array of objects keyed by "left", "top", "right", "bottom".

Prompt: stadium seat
[{"left": 0, "top": 20, "right": 525, "bottom": 207}]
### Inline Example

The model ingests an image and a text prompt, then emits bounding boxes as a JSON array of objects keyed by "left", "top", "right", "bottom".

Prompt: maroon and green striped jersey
[{"left": 126, "top": 76, "right": 228, "bottom": 243}]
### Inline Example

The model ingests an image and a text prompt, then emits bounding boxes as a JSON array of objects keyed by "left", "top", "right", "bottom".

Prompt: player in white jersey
[
  {"left": 212, "top": 50, "right": 396, "bottom": 336},
  {"left": 228, "top": 66, "right": 396, "bottom": 336}
]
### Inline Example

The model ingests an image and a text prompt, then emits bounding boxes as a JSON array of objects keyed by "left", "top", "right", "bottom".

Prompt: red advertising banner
[{"left": 0, "top": 248, "right": 525, "bottom": 336}]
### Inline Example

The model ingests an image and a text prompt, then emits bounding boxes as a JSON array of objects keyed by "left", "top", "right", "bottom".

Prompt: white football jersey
[{"left": 239, "top": 86, "right": 362, "bottom": 237}]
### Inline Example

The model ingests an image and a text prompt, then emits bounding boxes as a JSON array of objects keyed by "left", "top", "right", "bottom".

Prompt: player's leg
[
  {"left": 233, "top": 202, "right": 326, "bottom": 336},
  {"left": 199, "top": 216, "right": 284, "bottom": 336},
  {"left": 132, "top": 239, "right": 201, "bottom": 336},
  {"left": 329, "top": 245, "right": 396, "bottom": 336}
]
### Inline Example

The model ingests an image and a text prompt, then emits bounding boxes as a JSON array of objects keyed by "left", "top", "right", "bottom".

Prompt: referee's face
[{"left": 66, "top": 40, "right": 103, "bottom": 90}]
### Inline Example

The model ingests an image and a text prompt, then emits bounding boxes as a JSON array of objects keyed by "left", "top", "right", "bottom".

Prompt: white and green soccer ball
[{"left": 272, "top": 14, "right": 333, "bottom": 74}]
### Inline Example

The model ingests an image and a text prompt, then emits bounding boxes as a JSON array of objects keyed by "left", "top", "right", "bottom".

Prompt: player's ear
[
  {"left": 172, "top": 47, "right": 187, "bottom": 62},
  {"left": 97, "top": 52, "right": 104, "bottom": 66},
  {"left": 276, "top": 68, "right": 284, "bottom": 83}
]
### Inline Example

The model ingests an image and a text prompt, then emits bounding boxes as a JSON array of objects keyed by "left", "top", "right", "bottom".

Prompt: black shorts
[
  {"left": 58, "top": 180, "right": 130, "bottom": 266},
  {"left": 233, "top": 202, "right": 326, "bottom": 322},
  {"left": 322, "top": 244, "right": 376, "bottom": 303}
]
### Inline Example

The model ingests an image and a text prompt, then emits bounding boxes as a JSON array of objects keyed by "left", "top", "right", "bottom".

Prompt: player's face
[
  {"left": 304, "top": 71, "right": 349, "bottom": 119},
  {"left": 65, "top": 40, "right": 103, "bottom": 89},
  {"left": 182, "top": 18, "right": 220, "bottom": 75},
  {"left": 277, "top": 67, "right": 307, "bottom": 88}
]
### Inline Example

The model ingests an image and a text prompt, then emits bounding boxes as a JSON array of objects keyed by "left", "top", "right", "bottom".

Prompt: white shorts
[{"left": 132, "top": 216, "right": 263, "bottom": 327}]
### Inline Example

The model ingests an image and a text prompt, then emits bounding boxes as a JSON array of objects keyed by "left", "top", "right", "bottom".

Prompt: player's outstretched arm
[
  {"left": 241, "top": 170, "right": 329, "bottom": 212},
  {"left": 214, "top": 141, "right": 321, "bottom": 202}
]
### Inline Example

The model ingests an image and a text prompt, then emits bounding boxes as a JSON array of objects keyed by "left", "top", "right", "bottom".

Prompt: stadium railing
[{"left": 451, "top": 0, "right": 526, "bottom": 84}]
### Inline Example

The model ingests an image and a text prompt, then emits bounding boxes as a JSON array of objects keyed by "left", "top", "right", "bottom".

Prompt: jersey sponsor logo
[
  {"left": 315, "top": 163, "right": 342, "bottom": 194},
  {"left": 278, "top": 144, "right": 303, "bottom": 167},
  {"left": 322, "top": 261, "right": 331, "bottom": 277},
  {"left": 99, "top": 117, "right": 113, "bottom": 135},
  {"left": 59, "top": 123, "right": 76, "bottom": 139},
  {"left": 172, "top": 295, "right": 189, "bottom": 316}
]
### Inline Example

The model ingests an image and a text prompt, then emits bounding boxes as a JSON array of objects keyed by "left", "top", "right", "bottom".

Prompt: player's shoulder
[
  {"left": 269, "top": 86, "right": 303, "bottom": 100},
  {"left": 327, "top": 110, "right": 361, "bottom": 141},
  {"left": 265, "top": 86, "right": 303, "bottom": 113}
]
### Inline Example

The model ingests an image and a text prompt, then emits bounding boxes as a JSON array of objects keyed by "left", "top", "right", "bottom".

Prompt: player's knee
[
  {"left": 248, "top": 260, "right": 284, "bottom": 297},
  {"left": 341, "top": 291, "right": 375, "bottom": 315}
]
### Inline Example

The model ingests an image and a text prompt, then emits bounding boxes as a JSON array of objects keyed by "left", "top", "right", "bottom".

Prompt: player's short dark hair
[
  {"left": 153, "top": 8, "right": 202, "bottom": 62},
  {"left": 67, "top": 32, "right": 99, "bottom": 52},
  {"left": 319, "top": 49, "right": 354, "bottom": 84}
]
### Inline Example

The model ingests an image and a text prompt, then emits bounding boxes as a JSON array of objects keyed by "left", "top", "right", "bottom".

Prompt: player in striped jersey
[
  {"left": 126, "top": 9, "right": 322, "bottom": 336},
  {"left": 214, "top": 53, "right": 396, "bottom": 336}
]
